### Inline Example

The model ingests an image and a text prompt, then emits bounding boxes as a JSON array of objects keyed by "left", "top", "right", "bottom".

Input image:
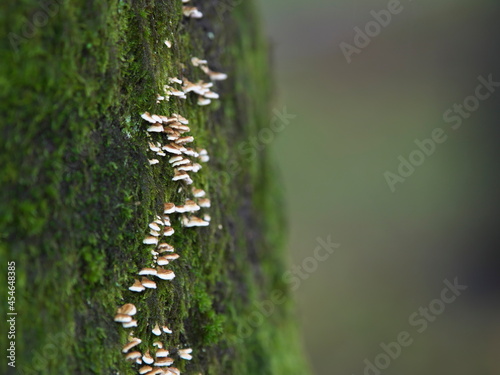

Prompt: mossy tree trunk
[{"left": 1, "top": 1, "right": 309, "bottom": 374}]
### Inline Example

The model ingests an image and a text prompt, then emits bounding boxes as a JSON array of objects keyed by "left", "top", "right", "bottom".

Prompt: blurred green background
[{"left": 256, "top": 0, "right": 500, "bottom": 374}]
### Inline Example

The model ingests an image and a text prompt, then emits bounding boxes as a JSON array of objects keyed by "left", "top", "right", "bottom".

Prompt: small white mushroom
[
  {"left": 198, "top": 198, "right": 211, "bottom": 208},
  {"left": 156, "top": 267, "right": 175, "bottom": 280},
  {"left": 183, "top": 6, "right": 203, "bottom": 18},
  {"left": 149, "top": 222, "right": 161, "bottom": 231},
  {"left": 157, "top": 256, "right": 169, "bottom": 266},
  {"left": 122, "top": 319, "right": 138, "bottom": 328},
  {"left": 122, "top": 337, "right": 142, "bottom": 353},
  {"left": 172, "top": 170, "right": 191, "bottom": 181},
  {"left": 203, "top": 91, "right": 219, "bottom": 99},
  {"left": 163, "top": 203, "right": 176, "bottom": 214},
  {"left": 148, "top": 159, "right": 160, "bottom": 165},
  {"left": 125, "top": 351, "right": 142, "bottom": 361},
  {"left": 129, "top": 279, "right": 146, "bottom": 292},
  {"left": 139, "top": 268, "right": 157, "bottom": 276},
  {"left": 163, "top": 227, "right": 174, "bottom": 236},
  {"left": 152, "top": 324, "right": 162, "bottom": 336},
  {"left": 178, "top": 348, "right": 193, "bottom": 360},
  {"left": 164, "top": 40, "right": 172, "bottom": 48},
  {"left": 156, "top": 349, "right": 170, "bottom": 358},
  {"left": 139, "top": 366, "right": 153, "bottom": 374},
  {"left": 143, "top": 236, "right": 159, "bottom": 245},
  {"left": 114, "top": 314, "right": 132, "bottom": 323},
  {"left": 162, "top": 325, "right": 173, "bottom": 334},
  {"left": 141, "top": 277, "right": 157, "bottom": 289},
  {"left": 197, "top": 97, "right": 211, "bottom": 106},
  {"left": 141, "top": 112, "right": 156, "bottom": 123},
  {"left": 147, "top": 124, "right": 164, "bottom": 133},
  {"left": 191, "top": 57, "right": 208, "bottom": 67},
  {"left": 155, "top": 357, "right": 174, "bottom": 367},
  {"left": 149, "top": 142, "right": 161, "bottom": 152},
  {"left": 117, "top": 303, "right": 137, "bottom": 316},
  {"left": 175, "top": 136, "right": 194, "bottom": 145},
  {"left": 153, "top": 341, "right": 163, "bottom": 349},
  {"left": 143, "top": 350, "right": 155, "bottom": 364},
  {"left": 163, "top": 143, "right": 183, "bottom": 155}
]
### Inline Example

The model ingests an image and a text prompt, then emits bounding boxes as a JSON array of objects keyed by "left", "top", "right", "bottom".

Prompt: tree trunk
[{"left": 1, "top": 1, "right": 309, "bottom": 374}]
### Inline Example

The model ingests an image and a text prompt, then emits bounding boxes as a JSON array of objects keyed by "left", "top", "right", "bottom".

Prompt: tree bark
[{"left": 1, "top": 1, "right": 309, "bottom": 374}]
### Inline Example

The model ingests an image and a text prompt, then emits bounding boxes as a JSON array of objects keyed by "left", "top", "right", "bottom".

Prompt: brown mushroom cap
[
  {"left": 129, "top": 279, "right": 146, "bottom": 292},
  {"left": 139, "top": 267, "right": 157, "bottom": 276},
  {"left": 156, "top": 348, "right": 170, "bottom": 357},
  {"left": 156, "top": 267, "right": 175, "bottom": 280},
  {"left": 125, "top": 351, "right": 142, "bottom": 360},
  {"left": 163, "top": 203, "right": 176, "bottom": 214},
  {"left": 117, "top": 303, "right": 137, "bottom": 316},
  {"left": 122, "top": 337, "right": 142, "bottom": 353},
  {"left": 155, "top": 357, "right": 174, "bottom": 367},
  {"left": 114, "top": 314, "right": 132, "bottom": 323},
  {"left": 152, "top": 323, "right": 162, "bottom": 336},
  {"left": 141, "top": 277, "right": 157, "bottom": 289}
]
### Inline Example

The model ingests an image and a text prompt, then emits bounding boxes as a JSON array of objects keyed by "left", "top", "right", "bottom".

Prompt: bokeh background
[{"left": 256, "top": 0, "right": 500, "bottom": 374}]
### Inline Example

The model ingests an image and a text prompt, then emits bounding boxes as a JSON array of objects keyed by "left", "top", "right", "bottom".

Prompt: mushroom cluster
[{"left": 114, "top": 2, "right": 227, "bottom": 374}]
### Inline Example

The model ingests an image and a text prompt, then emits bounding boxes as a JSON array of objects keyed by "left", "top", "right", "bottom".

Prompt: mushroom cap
[
  {"left": 192, "top": 188, "right": 206, "bottom": 197},
  {"left": 198, "top": 198, "right": 211, "bottom": 208},
  {"left": 129, "top": 279, "right": 146, "bottom": 292},
  {"left": 158, "top": 243, "right": 174, "bottom": 252},
  {"left": 122, "top": 337, "right": 142, "bottom": 353},
  {"left": 172, "top": 170, "right": 190, "bottom": 181},
  {"left": 156, "top": 349, "right": 170, "bottom": 357},
  {"left": 141, "top": 112, "right": 156, "bottom": 123},
  {"left": 152, "top": 324, "right": 162, "bottom": 336},
  {"left": 149, "top": 229, "right": 160, "bottom": 237},
  {"left": 169, "top": 156, "right": 183, "bottom": 164},
  {"left": 162, "top": 144, "right": 182, "bottom": 155},
  {"left": 149, "top": 222, "right": 161, "bottom": 231},
  {"left": 141, "top": 277, "right": 157, "bottom": 289},
  {"left": 155, "top": 357, "right": 174, "bottom": 366},
  {"left": 163, "top": 253, "right": 180, "bottom": 260},
  {"left": 147, "top": 125, "right": 164, "bottom": 133},
  {"left": 143, "top": 236, "right": 159, "bottom": 245},
  {"left": 163, "top": 203, "right": 176, "bottom": 214},
  {"left": 139, "top": 268, "right": 157, "bottom": 276},
  {"left": 197, "top": 97, "right": 211, "bottom": 106},
  {"left": 142, "top": 350, "right": 154, "bottom": 364},
  {"left": 156, "top": 268, "right": 175, "bottom": 280},
  {"left": 157, "top": 257, "right": 170, "bottom": 266},
  {"left": 139, "top": 365, "right": 153, "bottom": 374},
  {"left": 172, "top": 113, "right": 189, "bottom": 124},
  {"left": 175, "top": 136, "right": 194, "bottom": 145},
  {"left": 153, "top": 341, "right": 164, "bottom": 349},
  {"left": 125, "top": 351, "right": 142, "bottom": 360},
  {"left": 148, "top": 159, "right": 160, "bottom": 165},
  {"left": 163, "top": 227, "right": 175, "bottom": 236},
  {"left": 117, "top": 303, "right": 137, "bottom": 316},
  {"left": 122, "top": 319, "right": 138, "bottom": 328},
  {"left": 162, "top": 325, "right": 173, "bottom": 334},
  {"left": 114, "top": 314, "right": 132, "bottom": 323}
]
